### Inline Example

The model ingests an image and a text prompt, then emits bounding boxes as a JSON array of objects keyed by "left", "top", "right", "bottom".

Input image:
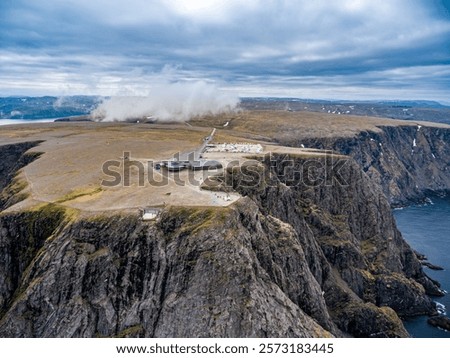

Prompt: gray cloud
[{"left": 0, "top": 0, "right": 449, "bottom": 101}]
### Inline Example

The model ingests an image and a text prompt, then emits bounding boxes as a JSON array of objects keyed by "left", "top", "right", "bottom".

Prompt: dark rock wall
[
  {"left": 0, "top": 141, "right": 43, "bottom": 210},
  {"left": 0, "top": 154, "right": 433, "bottom": 338},
  {"left": 0, "top": 206, "right": 333, "bottom": 338},
  {"left": 0, "top": 141, "right": 42, "bottom": 193},
  {"left": 224, "top": 155, "right": 438, "bottom": 335},
  {"left": 290, "top": 125, "right": 450, "bottom": 205},
  {"left": 0, "top": 123, "right": 449, "bottom": 338}
]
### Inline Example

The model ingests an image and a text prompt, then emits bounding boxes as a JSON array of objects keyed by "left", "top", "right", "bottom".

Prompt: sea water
[
  {"left": 0, "top": 118, "right": 55, "bottom": 126},
  {"left": 394, "top": 196, "right": 450, "bottom": 337}
]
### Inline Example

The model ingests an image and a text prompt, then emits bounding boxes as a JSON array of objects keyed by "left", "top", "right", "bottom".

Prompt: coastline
[
  {"left": 0, "top": 119, "right": 55, "bottom": 126},
  {"left": 394, "top": 195, "right": 450, "bottom": 337}
]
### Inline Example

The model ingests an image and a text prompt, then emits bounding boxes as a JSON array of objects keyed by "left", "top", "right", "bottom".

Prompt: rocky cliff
[
  {"left": 0, "top": 141, "right": 42, "bottom": 210},
  {"left": 289, "top": 125, "right": 450, "bottom": 206},
  {"left": 0, "top": 140, "right": 443, "bottom": 338}
]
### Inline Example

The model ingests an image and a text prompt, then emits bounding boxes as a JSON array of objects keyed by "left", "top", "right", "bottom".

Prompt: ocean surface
[
  {"left": 0, "top": 118, "right": 55, "bottom": 126},
  {"left": 0, "top": 96, "right": 100, "bottom": 125},
  {"left": 394, "top": 196, "right": 450, "bottom": 338}
]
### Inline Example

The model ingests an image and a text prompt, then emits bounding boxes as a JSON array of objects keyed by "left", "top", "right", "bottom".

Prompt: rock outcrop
[
  {"left": 0, "top": 140, "right": 442, "bottom": 338},
  {"left": 427, "top": 316, "right": 450, "bottom": 331},
  {"left": 0, "top": 141, "right": 42, "bottom": 210},
  {"left": 0, "top": 203, "right": 335, "bottom": 338},
  {"left": 290, "top": 125, "right": 450, "bottom": 206}
]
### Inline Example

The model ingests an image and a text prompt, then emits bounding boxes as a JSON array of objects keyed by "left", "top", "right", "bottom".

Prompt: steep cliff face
[
  {"left": 222, "top": 154, "right": 439, "bottom": 334},
  {"left": 0, "top": 146, "right": 438, "bottom": 338},
  {"left": 0, "top": 205, "right": 334, "bottom": 338},
  {"left": 0, "top": 205, "right": 67, "bottom": 312},
  {"left": 291, "top": 125, "right": 450, "bottom": 206},
  {"left": 0, "top": 141, "right": 42, "bottom": 210}
]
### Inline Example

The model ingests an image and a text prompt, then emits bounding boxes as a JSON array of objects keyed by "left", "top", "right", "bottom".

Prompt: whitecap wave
[
  {"left": 425, "top": 197, "right": 434, "bottom": 205},
  {"left": 435, "top": 301, "right": 447, "bottom": 315}
]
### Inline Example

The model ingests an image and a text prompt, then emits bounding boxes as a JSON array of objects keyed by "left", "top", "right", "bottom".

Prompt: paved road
[{"left": 177, "top": 128, "right": 216, "bottom": 161}]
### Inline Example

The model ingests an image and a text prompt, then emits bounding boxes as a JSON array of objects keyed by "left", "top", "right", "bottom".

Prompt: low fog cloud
[{"left": 91, "top": 81, "right": 239, "bottom": 122}]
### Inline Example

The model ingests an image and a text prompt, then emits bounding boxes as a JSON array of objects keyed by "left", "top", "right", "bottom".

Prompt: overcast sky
[{"left": 1, "top": 0, "right": 450, "bottom": 101}]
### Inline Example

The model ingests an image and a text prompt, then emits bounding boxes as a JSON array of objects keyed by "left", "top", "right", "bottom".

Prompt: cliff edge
[{"left": 0, "top": 132, "right": 444, "bottom": 337}]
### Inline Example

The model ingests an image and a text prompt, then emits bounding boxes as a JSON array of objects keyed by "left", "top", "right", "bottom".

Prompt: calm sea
[
  {"left": 394, "top": 196, "right": 450, "bottom": 337},
  {"left": 0, "top": 118, "right": 55, "bottom": 126}
]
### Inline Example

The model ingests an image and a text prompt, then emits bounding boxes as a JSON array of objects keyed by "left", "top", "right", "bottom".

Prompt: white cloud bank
[{"left": 91, "top": 81, "right": 239, "bottom": 122}]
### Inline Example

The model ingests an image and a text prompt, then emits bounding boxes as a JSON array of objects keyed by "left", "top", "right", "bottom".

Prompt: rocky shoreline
[{"left": 427, "top": 316, "right": 450, "bottom": 332}]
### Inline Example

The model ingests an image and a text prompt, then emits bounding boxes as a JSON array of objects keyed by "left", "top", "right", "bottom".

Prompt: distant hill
[
  {"left": 1, "top": 96, "right": 449, "bottom": 125},
  {"left": 240, "top": 98, "right": 450, "bottom": 125}
]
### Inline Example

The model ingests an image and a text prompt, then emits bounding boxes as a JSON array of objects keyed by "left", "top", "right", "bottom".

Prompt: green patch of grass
[
  {"left": 0, "top": 175, "right": 30, "bottom": 209},
  {"left": 361, "top": 238, "right": 379, "bottom": 255},
  {"left": 30, "top": 202, "right": 78, "bottom": 223},
  {"left": 114, "top": 325, "right": 144, "bottom": 338},
  {"left": 8, "top": 176, "right": 27, "bottom": 193},
  {"left": 357, "top": 269, "right": 376, "bottom": 282},
  {"left": 319, "top": 235, "right": 353, "bottom": 248},
  {"left": 55, "top": 187, "right": 103, "bottom": 204},
  {"left": 163, "top": 206, "right": 232, "bottom": 236}
]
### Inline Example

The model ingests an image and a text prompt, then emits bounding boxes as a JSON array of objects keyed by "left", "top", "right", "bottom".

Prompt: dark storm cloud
[{"left": 0, "top": 0, "right": 449, "bottom": 100}]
